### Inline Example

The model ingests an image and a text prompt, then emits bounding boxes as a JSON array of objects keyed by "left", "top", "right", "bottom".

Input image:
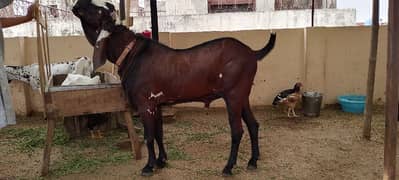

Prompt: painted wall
[
  {"left": 132, "top": 9, "right": 355, "bottom": 32},
  {"left": 164, "top": 0, "right": 208, "bottom": 15},
  {"left": 4, "top": 27, "right": 387, "bottom": 115},
  {"left": 256, "top": 0, "right": 275, "bottom": 12}
]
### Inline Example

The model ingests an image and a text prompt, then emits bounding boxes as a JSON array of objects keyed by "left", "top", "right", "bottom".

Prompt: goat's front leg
[
  {"left": 140, "top": 106, "right": 157, "bottom": 176},
  {"left": 154, "top": 107, "right": 167, "bottom": 169}
]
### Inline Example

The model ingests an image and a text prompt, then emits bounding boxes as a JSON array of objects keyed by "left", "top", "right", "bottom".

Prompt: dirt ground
[{"left": 0, "top": 106, "right": 398, "bottom": 180}]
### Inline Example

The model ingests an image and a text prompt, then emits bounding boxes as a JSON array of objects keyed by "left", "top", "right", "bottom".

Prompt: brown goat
[{"left": 72, "top": 0, "right": 276, "bottom": 176}]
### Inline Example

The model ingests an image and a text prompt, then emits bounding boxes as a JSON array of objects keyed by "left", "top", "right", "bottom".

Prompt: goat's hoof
[
  {"left": 141, "top": 166, "right": 154, "bottom": 176},
  {"left": 247, "top": 159, "right": 257, "bottom": 170},
  {"left": 222, "top": 167, "right": 233, "bottom": 176},
  {"left": 247, "top": 165, "right": 257, "bottom": 170},
  {"left": 156, "top": 159, "right": 167, "bottom": 169}
]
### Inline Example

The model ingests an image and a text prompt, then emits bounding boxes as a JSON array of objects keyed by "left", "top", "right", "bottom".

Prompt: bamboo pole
[
  {"left": 35, "top": 0, "right": 49, "bottom": 119},
  {"left": 363, "top": 0, "right": 379, "bottom": 139},
  {"left": 383, "top": 0, "right": 399, "bottom": 179}
]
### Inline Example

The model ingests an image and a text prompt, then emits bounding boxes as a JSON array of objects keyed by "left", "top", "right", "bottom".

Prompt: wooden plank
[
  {"left": 50, "top": 86, "right": 129, "bottom": 117},
  {"left": 49, "top": 83, "right": 121, "bottom": 92},
  {"left": 124, "top": 111, "right": 142, "bottom": 160},
  {"left": 384, "top": 0, "right": 399, "bottom": 179}
]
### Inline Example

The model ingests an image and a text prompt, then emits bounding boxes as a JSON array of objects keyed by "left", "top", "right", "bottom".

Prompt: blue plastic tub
[{"left": 337, "top": 95, "right": 366, "bottom": 114}]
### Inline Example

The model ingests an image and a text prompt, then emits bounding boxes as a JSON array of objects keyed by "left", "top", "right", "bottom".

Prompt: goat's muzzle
[{"left": 92, "top": 39, "right": 108, "bottom": 72}]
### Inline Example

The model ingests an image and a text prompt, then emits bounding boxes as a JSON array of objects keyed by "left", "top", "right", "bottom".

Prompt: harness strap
[{"left": 115, "top": 39, "right": 136, "bottom": 66}]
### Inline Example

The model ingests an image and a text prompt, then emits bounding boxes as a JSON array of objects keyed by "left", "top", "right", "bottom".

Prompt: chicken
[
  {"left": 281, "top": 92, "right": 301, "bottom": 117},
  {"left": 272, "top": 82, "right": 303, "bottom": 117},
  {"left": 86, "top": 114, "right": 108, "bottom": 139}
]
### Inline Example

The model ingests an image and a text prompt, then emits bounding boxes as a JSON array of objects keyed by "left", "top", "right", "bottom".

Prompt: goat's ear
[
  {"left": 105, "top": 2, "right": 115, "bottom": 12},
  {"left": 92, "top": 39, "right": 107, "bottom": 71}
]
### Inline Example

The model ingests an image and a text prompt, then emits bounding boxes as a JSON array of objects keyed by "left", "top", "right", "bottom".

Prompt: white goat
[
  {"left": 61, "top": 74, "right": 101, "bottom": 86},
  {"left": 5, "top": 57, "right": 93, "bottom": 89}
]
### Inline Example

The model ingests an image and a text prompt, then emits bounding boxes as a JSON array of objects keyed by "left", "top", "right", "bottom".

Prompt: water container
[
  {"left": 337, "top": 95, "right": 365, "bottom": 114},
  {"left": 302, "top": 92, "right": 323, "bottom": 117}
]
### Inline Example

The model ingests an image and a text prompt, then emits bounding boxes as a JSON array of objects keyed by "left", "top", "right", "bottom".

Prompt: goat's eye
[{"left": 98, "top": 10, "right": 102, "bottom": 14}]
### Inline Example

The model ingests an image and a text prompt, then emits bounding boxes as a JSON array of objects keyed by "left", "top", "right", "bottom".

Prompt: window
[
  {"left": 274, "top": 0, "right": 322, "bottom": 10},
  {"left": 208, "top": 0, "right": 255, "bottom": 13}
]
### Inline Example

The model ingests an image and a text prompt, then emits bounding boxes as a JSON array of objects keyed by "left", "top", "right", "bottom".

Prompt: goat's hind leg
[
  {"left": 242, "top": 100, "right": 260, "bottom": 170},
  {"left": 222, "top": 96, "right": 244, "bottom": 176},
  {"left": 154, "top": 107, "right": 167, "bottom": 169},
  {"left": 139, "top": 107, "right": 157, "bottom": 176}
]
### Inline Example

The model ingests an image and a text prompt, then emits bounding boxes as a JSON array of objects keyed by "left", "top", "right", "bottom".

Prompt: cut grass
[
  {"left": 50, "top": 130, "right": 134, "bottom": 177},
  {"left": 0, "top": 127, "right": 68, "bottom": 155},
  {"left": 51, "top": 151, "right": 132, "bottom": 177},
  {"left": 166, "top": 143, "right": 190, "bottom": 161},
  {"left": 0, "top": 126, "right": 134, "bottom": 178}
]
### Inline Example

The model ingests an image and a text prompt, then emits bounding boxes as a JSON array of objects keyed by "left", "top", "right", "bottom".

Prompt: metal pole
[
  {"left": 384, "top": 0, "right": 399, "bottom": 179},
  {"left": 150, "top": 0, "right": 159, "bottom": 41},
  {"left": 120, "top": 0, "right": 126, "bottom": 22},
  {"left": 311, "top": 0, "right": 314, "bottom": 27}
]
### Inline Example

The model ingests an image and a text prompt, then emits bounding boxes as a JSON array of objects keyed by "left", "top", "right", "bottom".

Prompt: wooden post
[
  {"left": 363, "top": 0, "right": 380, "bottom": 140},
  {"left": 384, "top": 0, "right": 399, "bottom": 179},
  {"left": 124, "top": 111, "right": 142, "bottom": 160},
  {"left": 125, "top": 0, "right": 132, "bottom": 26},
  {"left": 150, "top": 0, "right": 159, "bottom": 41},
  {"left": 40, "top": 113, "right": 57, "bottom": 176}
]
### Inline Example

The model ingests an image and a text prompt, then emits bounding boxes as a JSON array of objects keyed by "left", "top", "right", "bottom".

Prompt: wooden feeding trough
[{"left": 34, "top": 2, "right": 141, "bottom": 176}]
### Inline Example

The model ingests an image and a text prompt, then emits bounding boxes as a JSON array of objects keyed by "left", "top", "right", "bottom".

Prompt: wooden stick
[
  {"left": 126, "top": 0, "right": 132, "bottom": 26},
  {"left": 384, "top": 0, "right": 399, "bottom": 179},
  {"left": 363, "top": 0, "right": 379, "bottom": 140},
  {"left": 124, "top": 111, "right": 142, "bottom": 160},
  {"left": 35, "top": 2, "right": 48, "bottom": 118},
  {"left": 40, "top": 113, "right": 56, "bottom": 176}
]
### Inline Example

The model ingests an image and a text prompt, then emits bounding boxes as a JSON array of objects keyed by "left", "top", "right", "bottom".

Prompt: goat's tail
[{"left": 254, "top": 33, "right": 276, "bottom": 61}]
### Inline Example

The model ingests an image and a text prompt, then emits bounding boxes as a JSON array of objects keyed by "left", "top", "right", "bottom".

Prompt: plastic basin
[{"left": 337, "top": 95, "right": 365, "bottom": 114}]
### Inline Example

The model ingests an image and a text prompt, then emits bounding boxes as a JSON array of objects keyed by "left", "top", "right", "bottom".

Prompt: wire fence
[{"left": 0, "top": 0, "right": 83, "bottom": 37}]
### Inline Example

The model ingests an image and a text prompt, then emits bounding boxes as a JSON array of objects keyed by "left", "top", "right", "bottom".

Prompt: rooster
[
  {"left": 272, "top": 82, "right": 303, "bottom": 117},
  {"left": 86, "top": 114, "right": 108, "bottom": 139}
]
